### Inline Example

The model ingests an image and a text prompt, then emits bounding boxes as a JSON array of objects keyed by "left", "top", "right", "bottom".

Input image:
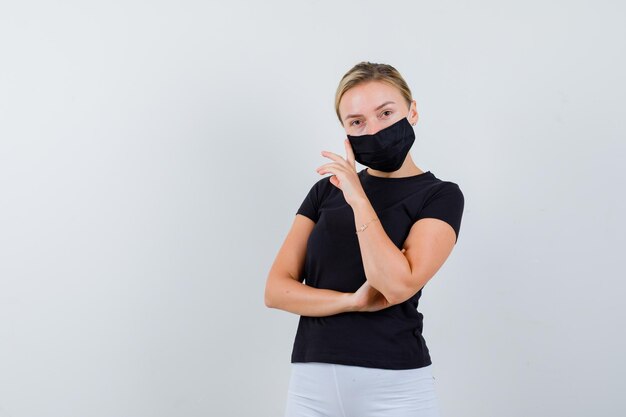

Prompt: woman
[{"left": 265, "top": 62, "right": 465, "bottom": 417}]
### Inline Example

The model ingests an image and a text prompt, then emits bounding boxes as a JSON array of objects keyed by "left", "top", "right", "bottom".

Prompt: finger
[
  {"left": 321, "top": 150, "right": 347, "bottom": 164},
  {"left": 317, "top": 165, "right": 343, "bottom": 176},
  {"left": 316, "top": 162, "right": 344, "bottom": 175},
  {"left": 344, "top": 139, "right": 355, "bottom": 169}
]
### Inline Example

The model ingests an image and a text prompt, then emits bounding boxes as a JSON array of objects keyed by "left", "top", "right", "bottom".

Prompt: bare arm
[
  {"left": 351, "top": 196, "right": 456, "bottom": 305},
  {"left": 264, "top": 214, "right": 357, "bottom": 317},
  {"left": 266, "top": 276, "right": 356, "bottom": 317}
]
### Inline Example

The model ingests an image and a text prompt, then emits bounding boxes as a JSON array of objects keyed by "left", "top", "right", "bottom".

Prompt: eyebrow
[{"left": 344, "top": 101, "right": 396, "bottom": 121}]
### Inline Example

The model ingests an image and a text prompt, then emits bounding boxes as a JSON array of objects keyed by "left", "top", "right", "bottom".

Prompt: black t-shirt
[{"left": 290, "top": 167, "right": 465, "bottom": 370}]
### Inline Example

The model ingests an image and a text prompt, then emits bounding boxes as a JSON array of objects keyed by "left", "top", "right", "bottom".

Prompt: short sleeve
[
  {"left": 414, "top": 182, "right": 465, "bottom": 243},
  {"left": 295, "top": 180, "right": 322, "bottom": 223}
]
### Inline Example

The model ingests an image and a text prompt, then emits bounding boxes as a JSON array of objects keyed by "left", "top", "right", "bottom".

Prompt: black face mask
[{"left": 346, "top": 116, "right": 415, "bottom": 172}]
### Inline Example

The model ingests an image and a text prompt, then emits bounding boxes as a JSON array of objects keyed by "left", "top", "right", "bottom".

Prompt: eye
[
  {"left": 350, "top": 119, "right": 362, "bottom": 126},
  {"left": 381, "top": 110, "right": 393, "bottom": 117}
]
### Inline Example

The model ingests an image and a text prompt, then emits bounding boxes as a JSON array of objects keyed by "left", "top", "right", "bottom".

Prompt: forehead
[{"left": 339, "top": 81, "right": 404, "bottom": 117}]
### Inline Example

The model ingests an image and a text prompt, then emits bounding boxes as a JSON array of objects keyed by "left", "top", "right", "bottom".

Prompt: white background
[{"left": 1, "top": 1, "right": 624, "bottom": 416}]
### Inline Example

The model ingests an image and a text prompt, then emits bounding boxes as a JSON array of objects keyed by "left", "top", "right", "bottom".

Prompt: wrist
[
  {"left": 350, "top": 194, "right": 370, "bottom": 210},
  {"left": 343, "top": 292, "right": 359, "bottom": 312}
]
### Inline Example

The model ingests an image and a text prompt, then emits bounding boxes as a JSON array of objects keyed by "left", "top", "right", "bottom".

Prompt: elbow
[
  {"left": 368, "top": 277, "right": 404, "bottom": 306},
  {"left": 385, "top": 291, "right": 404, "bottom": 306},
  {"left": 265, "top": 294, "right": 279, "bottom": 309},
  {"left": 386, "top": 278, "right": 423, "bottom": 306},
  {"left": 386, "top": 291, "right": 410, "bottom": 306},
  {"left": 375, "top": 284, "right": 404, "bottom": 306},
  {"left": 264, "top": 280, "right": 277, "bottom": 309},
  {"left": 264, "top": 293, "right": 273, "bottom": 308},
  {"left": 265, "top": 287, "right": 280, "bottom": 309},
  {"left": 265, "top": 274, "right": 290, "bottom": 309},
  {"left": 265, "top": 272, "right": 301, "bottom": 310}
]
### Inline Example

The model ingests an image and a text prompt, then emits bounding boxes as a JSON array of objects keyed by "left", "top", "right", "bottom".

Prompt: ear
[{"left": 409, "top": 100, "right": 419, "bottom": 125}]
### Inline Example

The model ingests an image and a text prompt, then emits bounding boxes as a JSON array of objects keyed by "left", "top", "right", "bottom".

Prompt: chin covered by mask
[{"left": 346, "top": 117, "right": 415, "bottom": 172}]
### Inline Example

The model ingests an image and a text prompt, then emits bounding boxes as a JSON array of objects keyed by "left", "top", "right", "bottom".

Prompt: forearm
[
  {"left": 265, "top": 275, "right": 356, "bottom": 317},
  {"left": 352, "top": 197, "right": 412, "bottom": 304}
]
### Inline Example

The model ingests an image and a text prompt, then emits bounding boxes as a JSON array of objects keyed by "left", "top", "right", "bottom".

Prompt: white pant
[{"left": 284, "top": 362, "right": 442, "bottom": 417}]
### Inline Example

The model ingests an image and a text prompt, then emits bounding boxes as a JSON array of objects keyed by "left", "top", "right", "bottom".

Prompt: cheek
[{"left": 347, "top": 125, "right": 366, "bottom": 136}]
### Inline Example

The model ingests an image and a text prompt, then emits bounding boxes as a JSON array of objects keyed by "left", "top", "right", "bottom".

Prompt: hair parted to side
[{"left": 334, "top": 61, "right": 413, "bottom": 125}]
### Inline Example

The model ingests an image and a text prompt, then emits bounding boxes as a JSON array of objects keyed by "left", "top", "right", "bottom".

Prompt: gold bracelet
[{"left": 356, "top": 217, "right": 379, "bottom": 233}]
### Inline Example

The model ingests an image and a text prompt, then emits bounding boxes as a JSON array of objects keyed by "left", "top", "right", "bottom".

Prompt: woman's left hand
[{"left": 316, "top": 139, "right": 367, "bottom": 207}]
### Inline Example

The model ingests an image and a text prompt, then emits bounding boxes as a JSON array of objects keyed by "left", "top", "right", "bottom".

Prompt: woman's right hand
[{"left": 350, "top": 280, "right": 393, "bottom": 312}]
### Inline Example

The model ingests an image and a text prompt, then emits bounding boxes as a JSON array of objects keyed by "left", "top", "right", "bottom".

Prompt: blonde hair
[{"left": 334, "top": 61, "right": 413, "bottom": 124}]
